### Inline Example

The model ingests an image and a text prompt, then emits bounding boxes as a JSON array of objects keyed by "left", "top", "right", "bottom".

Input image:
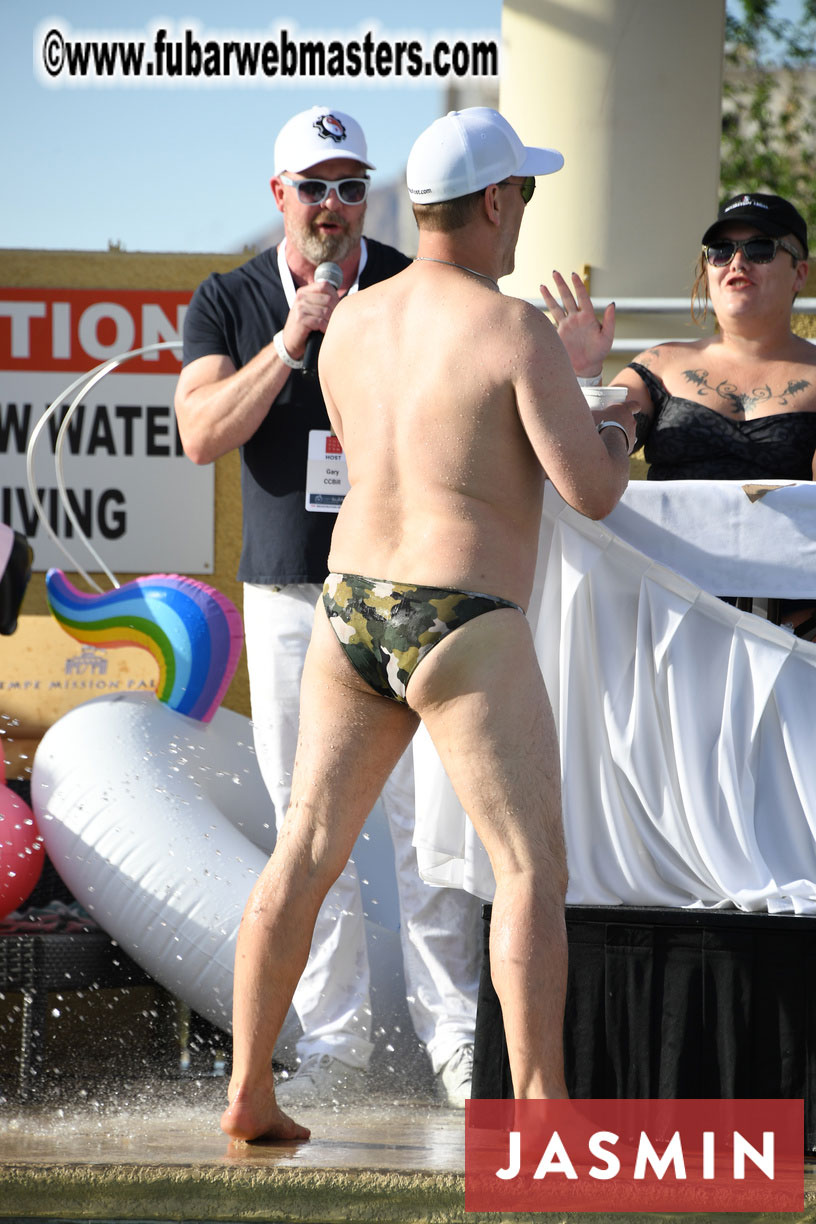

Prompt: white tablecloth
[
  {"left": 413, "top": 481, "right": 816, "bottom": 914},
  {"left": 604, "top": 480, "right": 816, "bottom": 597}
]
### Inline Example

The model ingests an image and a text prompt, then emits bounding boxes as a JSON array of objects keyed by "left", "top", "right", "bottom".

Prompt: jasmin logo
[{"left": 465, "top": 1099, "right": 803, "bottom": 1213}]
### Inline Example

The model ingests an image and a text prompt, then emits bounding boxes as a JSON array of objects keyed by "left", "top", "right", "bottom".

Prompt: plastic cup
[{"left": 580, "top": 385, "right": 629, "bottom": 409}]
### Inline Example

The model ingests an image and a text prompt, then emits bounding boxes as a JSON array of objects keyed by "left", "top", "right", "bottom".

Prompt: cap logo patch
[
  {"left": 725, "top": 194, "right": 768, "bottom": 212},
  {"left": 314, "top": 114, "right": 347, "bottom": 144}
]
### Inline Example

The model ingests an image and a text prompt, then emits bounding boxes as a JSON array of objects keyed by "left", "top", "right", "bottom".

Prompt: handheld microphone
[{"left": 302, "top": 261, "right": 343, "bottom": 376}]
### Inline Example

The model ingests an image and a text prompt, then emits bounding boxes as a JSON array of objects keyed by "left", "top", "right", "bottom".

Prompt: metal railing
[{"left": 529, "top": 296, "right": 816, "bottom": 353}]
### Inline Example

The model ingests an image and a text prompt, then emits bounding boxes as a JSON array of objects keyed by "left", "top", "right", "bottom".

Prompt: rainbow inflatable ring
[
  {"left": 32, "top": 575, "right": 407, "bottom": 1045},
  {"left": 46, "top": 569, "right": 243, "bottom": 723}
]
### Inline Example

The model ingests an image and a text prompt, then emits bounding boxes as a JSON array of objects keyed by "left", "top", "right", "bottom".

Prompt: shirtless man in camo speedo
[{"left": 221, "top": 107, "right": 635, "bottom": 1143}]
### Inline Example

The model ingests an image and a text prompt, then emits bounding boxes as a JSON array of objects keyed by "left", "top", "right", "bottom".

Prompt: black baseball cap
[{"left": 702, "top": 193, "right": 808, "bottom": 258}]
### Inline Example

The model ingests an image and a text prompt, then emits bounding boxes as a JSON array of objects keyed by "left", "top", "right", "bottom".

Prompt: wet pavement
[
  {"left": 0, "top": 1075, "right": 462, "bottom": 1171},
  {"left": 1, "top": 1074, "right": 815, "bottom": 1223},
  {"left": 0, "top": 1075, "right": 469, "bottom": 1223}
]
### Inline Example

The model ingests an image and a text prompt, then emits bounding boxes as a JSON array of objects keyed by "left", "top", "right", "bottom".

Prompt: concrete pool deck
[
  {"left": 2, "top": 1078, "right": 468, "bottom": 1223},
  {"left": 1, "top": 1082, "right": 464, "bottom": 1224},
  {"left": 1, "top": 1076, "right": 815, "bottom": 1224}
]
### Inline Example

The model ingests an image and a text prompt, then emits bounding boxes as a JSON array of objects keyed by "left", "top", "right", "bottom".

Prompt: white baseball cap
[
  {"left": 406, "top": 107, "right": 563, "bottom": 204},
  {"left": 273, "top": 106, "right": 375, "bottom": 175}
]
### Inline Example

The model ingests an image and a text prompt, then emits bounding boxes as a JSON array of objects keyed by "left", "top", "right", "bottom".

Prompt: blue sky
[
  {"left": 2, "top": 0, "right": 502, "bottom": 253},
  {"left": 0, "top": 0, "right": 807, "bottom": 255}
]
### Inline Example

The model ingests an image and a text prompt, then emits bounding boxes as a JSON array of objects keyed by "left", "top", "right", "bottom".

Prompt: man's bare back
[{"left": 320, "top": 260, "right": 631, "bottom": 611}]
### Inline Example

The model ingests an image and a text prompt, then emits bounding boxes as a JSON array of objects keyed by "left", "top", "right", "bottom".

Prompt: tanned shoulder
[{"left": 631, "top": 339, "right": 707, "bottom": 371}]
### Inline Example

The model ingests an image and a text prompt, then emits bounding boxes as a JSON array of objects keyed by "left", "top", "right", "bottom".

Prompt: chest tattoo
[{"left": 682, "top": 368, "right": 812, "bottom": 418}]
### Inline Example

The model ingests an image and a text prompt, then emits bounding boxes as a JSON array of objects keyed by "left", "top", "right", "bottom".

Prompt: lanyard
[{"left": 276, "top": 237, "right": 368, "bottom": 306}]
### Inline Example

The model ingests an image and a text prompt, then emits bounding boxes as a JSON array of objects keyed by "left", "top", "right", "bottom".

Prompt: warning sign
[{"left": 0, "top": 287, "right": 213, "bottom": 572}]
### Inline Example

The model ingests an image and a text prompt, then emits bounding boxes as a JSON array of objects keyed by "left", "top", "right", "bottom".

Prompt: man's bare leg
[
  {"left": 222, "top": 609, "right": 419, "bottom": 1141},
  {"left": 406, "top": 608, "right": 569, "bottom": 1099}
]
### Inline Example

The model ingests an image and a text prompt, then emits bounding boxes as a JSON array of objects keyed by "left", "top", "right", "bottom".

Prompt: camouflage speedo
[{"left": 322, "top": 572, "right": 523, "bottom": 703}]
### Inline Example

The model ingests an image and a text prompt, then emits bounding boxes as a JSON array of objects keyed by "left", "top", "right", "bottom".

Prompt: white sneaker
[
  {"left": 435, "top": 1042, "right": 474, "bottom": 1108},
  {"left": 275, "top": 1053, "right": 367, "bottom": 1107}
]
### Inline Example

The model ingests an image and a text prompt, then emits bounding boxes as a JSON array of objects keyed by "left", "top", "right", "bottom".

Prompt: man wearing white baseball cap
[
  {"left": 176, "top": 104, "right": 483, "bottom": 1117},
  {"left": 221, "top": 106, "right": 634, "bottom": 1142},
  {"left": 406, "top": 105, "right": 564, "bottom": 202}
]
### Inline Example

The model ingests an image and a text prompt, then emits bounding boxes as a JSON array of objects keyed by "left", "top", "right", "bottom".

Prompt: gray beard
[
  {"left": 291, "top": 208, "right": 365, "bottom": 267},
  {"left": 298, "top": 226, "right": 357, "bottom": 265}
]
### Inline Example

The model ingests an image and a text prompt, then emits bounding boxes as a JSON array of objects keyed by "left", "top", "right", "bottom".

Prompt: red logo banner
[{"left": 465, "top": 1099, "right": 803, "bottom": 1213}]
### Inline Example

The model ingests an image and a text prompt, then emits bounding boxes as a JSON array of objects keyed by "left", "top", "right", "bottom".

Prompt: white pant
[{"left": 243, "top": 581, "right": 481, "bottom": 1073}]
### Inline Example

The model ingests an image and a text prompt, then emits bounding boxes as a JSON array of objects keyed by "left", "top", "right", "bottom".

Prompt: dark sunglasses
[
  {"left": 279, "top": 175, "right": 369, "bottom": 206},
  {"left": 703, "top": 235, "right": 801, "bottom": 267},
  {"left": 499, "top": 175, "right": 536, "bottom": 205}
]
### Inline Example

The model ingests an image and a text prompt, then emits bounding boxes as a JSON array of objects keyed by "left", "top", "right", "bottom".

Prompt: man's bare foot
[{"left": 221, "top": 1084, "right": 311, "bottom": 1142}]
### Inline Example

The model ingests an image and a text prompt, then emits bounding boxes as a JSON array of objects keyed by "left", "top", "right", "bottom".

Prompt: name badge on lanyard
[
  {"left": 278, "top": 238, "right": 366, "bottom": 516},
  {"left": 306, "top": 430, "right": 350, "bottom": 512}
]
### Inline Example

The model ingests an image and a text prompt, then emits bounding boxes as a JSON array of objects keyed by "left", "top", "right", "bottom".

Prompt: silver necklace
[{"left": 414, "top": 256, "right": 498, "bottom": 288}]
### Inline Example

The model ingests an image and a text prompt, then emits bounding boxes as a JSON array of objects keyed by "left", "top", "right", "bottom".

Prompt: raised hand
[{"left": 539, "top": 270, "right": 616, "bottom": 379}]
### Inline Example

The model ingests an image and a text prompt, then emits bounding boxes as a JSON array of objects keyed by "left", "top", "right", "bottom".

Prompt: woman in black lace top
[{"left": 541, "top": 192, "right": 815, "bottom": 627}]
